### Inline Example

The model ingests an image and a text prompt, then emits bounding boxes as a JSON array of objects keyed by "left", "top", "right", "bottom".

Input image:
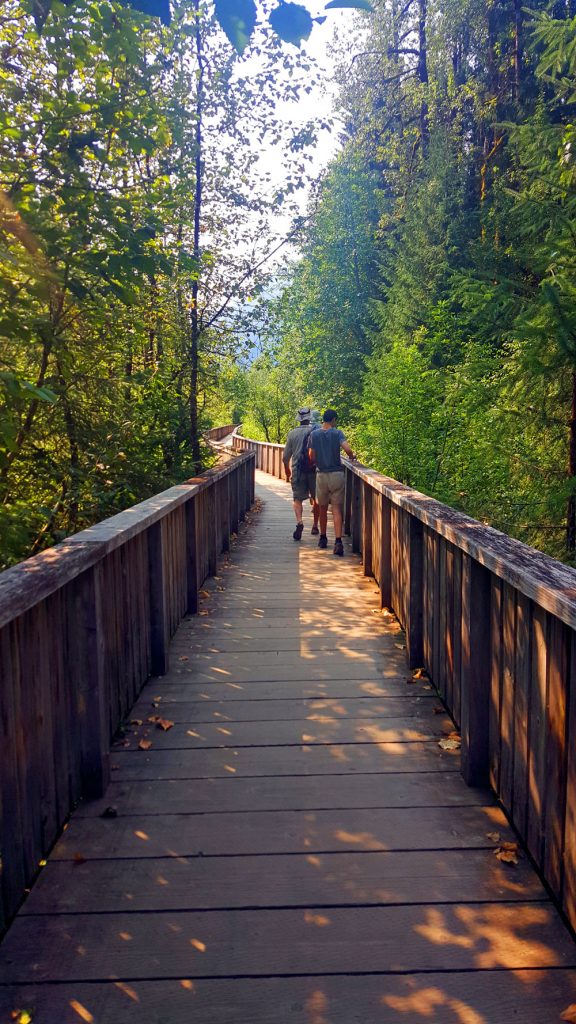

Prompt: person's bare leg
[
  {"left": 293, "top": 499, "right": 303, "bottom": 524},
  {"left": 312, "top": 500, "right": 320, "bottom": 527},
  {"left": 319, "top": 504, "right": 328, "bottom": 534},
  {"left": 332, "top": 504, "right": 343, "bottom": 539}
]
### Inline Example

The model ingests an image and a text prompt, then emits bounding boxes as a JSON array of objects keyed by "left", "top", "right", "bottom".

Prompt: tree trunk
[
  {"left": 417, "top": 0, "right": 429, "bottom": 156},
  {"left": 190, "top": 0, "right": 204, "bottom": 471}
]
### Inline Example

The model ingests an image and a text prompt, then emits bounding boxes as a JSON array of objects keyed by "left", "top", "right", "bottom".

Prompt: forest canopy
[
  {"left": 3, "top": 0, "right": 576, "bottom": 568},
  {"left": 251, "top": 0, "right": 576, "bottom": 564}
]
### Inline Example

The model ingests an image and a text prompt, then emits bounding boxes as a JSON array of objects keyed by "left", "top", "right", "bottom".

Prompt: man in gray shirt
[
  {"left": 310, "top": 409, "right": 355, "bottom": 556},
  {"left": 283, "top": 407, "right": 321, "bottom": 541}
]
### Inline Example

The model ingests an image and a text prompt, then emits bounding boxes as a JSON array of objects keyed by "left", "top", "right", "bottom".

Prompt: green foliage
[
  {"left": 263, "top": 0, "right": 576, "bottom": 561},
  {"left": 0, "top": 0, "right": 326, "bottom": 567}
]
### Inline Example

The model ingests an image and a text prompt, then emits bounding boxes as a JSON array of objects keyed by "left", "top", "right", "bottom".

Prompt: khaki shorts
[
  {"left": 316, "top": 470, "right": 345, "bottom": 507},
  {"left": 291, "top": 471, "right": 316, "bottom": 502}
]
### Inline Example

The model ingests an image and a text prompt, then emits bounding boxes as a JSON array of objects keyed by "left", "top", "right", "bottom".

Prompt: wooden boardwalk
[{"left": 1, "top": 471, "right": 576, "bottom": 1022}]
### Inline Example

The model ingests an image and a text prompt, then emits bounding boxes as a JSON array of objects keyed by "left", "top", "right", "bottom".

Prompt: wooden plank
[
  {"left": 3, "top": 902, "right": 574, "bottom": 983},
  {"left": 543, "top": 616, "right": 569, "bottom": 899},
  {"left": 112, "top": 741, "right": 460, "bottom": 781},
  {"left": 128, "top": 695, "right": 440, "bottom": 723},
  {"left": 460, "top": 556, "right": 491, "bottom": 787},
  {"left": 452, "top": 547, "right": 462, "bottom": 726},
  {"left": 352, "top": 474, "right": 361, "bottom": 554},
  {"left": 512, "top": 591, "right": 531, "bottom": 837},
  {"left": 148, "top": 520, "right": 169, "bottom": 676},
  {"left": 79, "top": 770, "right": 489, "bottom": 818},
  {"left": 445, "top": 544, "right": 455, "bottom": 713},
  {"left": 120, "top": 715, "right": 453, "bottom": 749},
  {"left": 0, "top": 624, "right": 26, "bottom": 924},
  {"left": 406, "top": 514, "right": 423, "bottom": 670},
  {"left": 23, "top": 848, "right": 545, "bottom": 916},
  {"left": 489, "top": 577, "right": 503, "bottom": 792},
  {"left": 138, "top": 680, "right": 428, "bottom": 703},
  {"left": 499, "top": 583, "right": 517, "bottom": 811},
  {"left": 437, "top": 538, "right": 447, "bottom": 699},
  {"left": 71, "top": 564, "right": 110, "bottom": 799},
  {"left": 563, "top": 629, "right": 576, "bottom": 930},
  {"left": 362, "top": 482, "right": 373, "bottom": 577},
  {"left": 52, "top": 804, "right": 513, "bottom": 860},
  {"left": 2, "top": 970, "right": 576, "bottom": 1024},
  {"left": 526, "top": 604, "right": 549, "bottom": 865}
]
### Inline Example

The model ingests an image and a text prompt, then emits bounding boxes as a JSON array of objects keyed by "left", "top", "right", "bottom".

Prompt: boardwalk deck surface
[{"left": 2, "top": 471, "right": 576, "bottom": 1022}]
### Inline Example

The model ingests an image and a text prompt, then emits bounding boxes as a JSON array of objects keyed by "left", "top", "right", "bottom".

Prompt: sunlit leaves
[
  {"left": 269, "top": 1, "right": 313, "bottom": 46},
  {"left": 214, "top": 0, "right": 256, "bottom": 54}
]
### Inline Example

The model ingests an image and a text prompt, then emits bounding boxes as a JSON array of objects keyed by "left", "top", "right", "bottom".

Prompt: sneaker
[
  {"left": 333, "top": 539, "right": 344, "bottom": 557},
  {"left": 293, "top": 523, "right": 304, "bottom": 541},
  {"left": 318, "top": 534, "right": 328, "bottom": 549},
  {"left": 311, "top": 525, "right": 320, "bottom": 535}
]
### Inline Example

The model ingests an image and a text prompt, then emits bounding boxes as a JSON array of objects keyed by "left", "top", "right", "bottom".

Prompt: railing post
[
  {"left": 148, "top": 519, "right": 169, "bottom": 676},
  {"left": 77, "top": 563, "right": 111, "bottom": 799},
  {"left": 362, "top": 482, "right": 373, "bottom": 577},
  {"left": 249, "top": 455, "right": 255, "bottom": 506},
  {"left": 220, "top": 475, "right": 230, "bottom": 553},
  {"left": 352, "top": 474, "right": 361, "bottom": 554},
  {"left": 380, "top": 494, "right": 392, "bottom": 609},
  {"left": 344, "top": 467, "right": 352, "bottom": 536},
  {"left": 406, "top": 514, "right": 424, "bottom": 669},
  {"left": 185, "top": 497, "right": 198, "bottom": 614},
  {"left": 207, "top": 482, "right": 218, "bottom": 577},
  {"left": 460, "top": 554, "right": 491, "bottom": 786}
]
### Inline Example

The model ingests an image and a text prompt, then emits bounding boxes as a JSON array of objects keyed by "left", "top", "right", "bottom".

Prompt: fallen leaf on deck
[
  {"left": 178, "top": 656, "right": 189, "bottom": 662},
  {"left": 199, "top": 590, "right": 210, "bottom": 598},
  {"left": 412, "top": 667, "right": 428, "bottom": 679},
  {"left": 486, "top": 832, "right": 501, "bottom": 843},
  {"left": 148, "top": 715, "right": 160, "bottom": 723},
  {"left": 495, "top": 841, "right": 520, "bottom": 865},
  {"left": 217, "top": 586, "right": 225, "bottom": 591},
  {"left": 130, "top": 719, "right": 143, "bottom": 726},
  {"left": 157, "top": 718, "right": 174, "bottom": 731},
  {"left": 199, "top": 610, "right": 210, "bottom": 616},
  {"left": 73, "top": 852, "right": 86, "bottom": 866},
  {"left": 436, "top": 737, "right": 459, "bottom": 753},
  {"left": 394, "top": 643, "right": 405, "bottom": 650},
  {"left": 138, "top": 739, "right": 152, "bottom": 750},
  {"left": 560, "top": 1005, "right": 576, "bottom": 1022},
  {"left": 432, "top": 705, "right": 444, "bottom": 714},
  {"left": 100, "top": 806, "right": 118, "bottom": 819},
  {"left": 406, "top": 676, "right": 416, "bottom": 684},
  {"left": 11, "top": 1011, "right": 33, "bottom": 1024}
]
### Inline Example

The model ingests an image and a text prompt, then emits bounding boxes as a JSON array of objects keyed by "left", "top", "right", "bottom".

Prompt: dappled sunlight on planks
[
  {"left": 414, "top": 905, "right": 561, "bottom": 972},
  {"left": 382, "top": 983, "right": 485, "bottom": 1023}
]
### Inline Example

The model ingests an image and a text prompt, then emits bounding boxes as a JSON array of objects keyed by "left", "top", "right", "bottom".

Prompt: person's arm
[
  {"left": 283, "top": 436, "right": 293, "bottom": 480},
  {"left": 340, "top": 436, "right": 356, "bottom": 461}
]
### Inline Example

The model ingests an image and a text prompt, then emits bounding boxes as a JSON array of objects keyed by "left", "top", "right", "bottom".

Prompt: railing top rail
[
  {"left": 345, "top": 457, "right": 576, "bottom": 630},
  {"left": 235, "top": 432, "right": 284, "bottom": 451},
  {"left": 0, "top": 451, "right": 255, "bottom": 631}
]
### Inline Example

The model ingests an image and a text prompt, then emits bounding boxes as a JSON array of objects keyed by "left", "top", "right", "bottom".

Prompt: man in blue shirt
[{"left": 310, "top": 409, "right": 355, "bottom": 556}]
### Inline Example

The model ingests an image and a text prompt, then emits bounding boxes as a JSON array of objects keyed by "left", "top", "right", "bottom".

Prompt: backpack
[{"left": 296, "top": 428, "right": 316, "bottom": 475}]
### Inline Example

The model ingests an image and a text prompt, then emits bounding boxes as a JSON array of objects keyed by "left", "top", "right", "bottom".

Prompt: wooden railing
[
  {"left": 0, "top": 452, "right": 254, "bottom": 930},
  {"left": 233, "top": 430, "right": 576, "bottom": 932},
  {"left": 233, "top": 433, "right": 285, "bottom": 477},
  {"left": 205, "top": 423, "right": 238, "bottom": 443}
]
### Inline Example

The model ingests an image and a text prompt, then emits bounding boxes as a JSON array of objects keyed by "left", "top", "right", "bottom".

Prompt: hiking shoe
[
  {"left": 333, "top": 539, "right": 344, "bottom": 557},
  {"left": 311, "top": 525, "right": 320, "bottom": 535},
  {"left": 318, "top": 534, "right": 328, "bottom": 549},
  {"left": 293, "top": 523, "right": 304, "bottom": 541}
]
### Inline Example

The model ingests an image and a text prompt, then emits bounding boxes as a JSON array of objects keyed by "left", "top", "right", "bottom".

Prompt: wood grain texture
[
  {"left": 2, "top": 903, "right": 575, "bottom": 983},
  {"left": 51, "top": 804, "right": 513, "bottom": 860},
  {"left": 3, "top": 971, "right": 576, "bottom": 1024}
]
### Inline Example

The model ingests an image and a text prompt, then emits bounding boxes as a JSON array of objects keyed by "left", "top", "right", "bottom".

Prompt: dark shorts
[{"left": 291, "top": 471, "right": 316, "bottom": 502}]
